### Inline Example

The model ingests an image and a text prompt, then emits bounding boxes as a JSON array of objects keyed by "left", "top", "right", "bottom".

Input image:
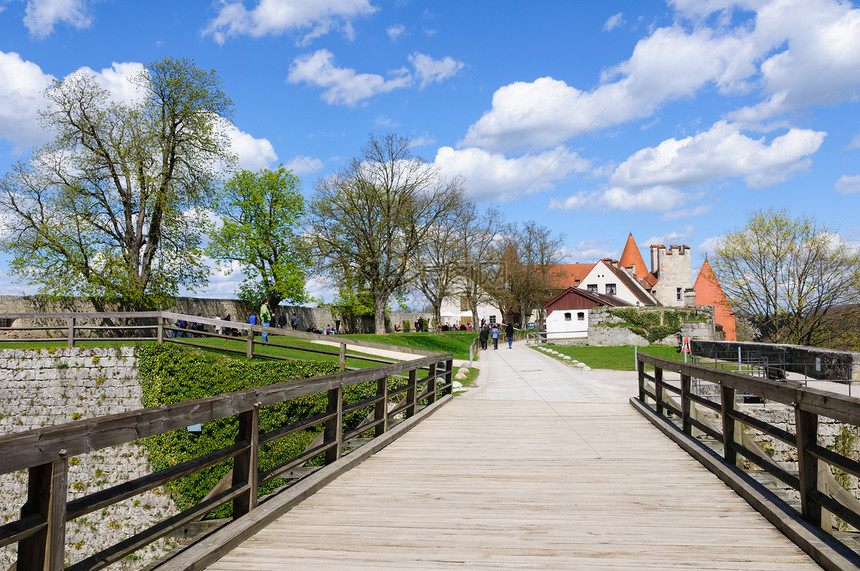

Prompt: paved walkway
[{"left": 207, "top": 342, "right": 819, "bottom": 570}]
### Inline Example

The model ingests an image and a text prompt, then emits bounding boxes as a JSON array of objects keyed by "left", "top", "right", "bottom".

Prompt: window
[
  {"left": 676, "top": 287, "right": 682, "bottom": 301},
  {"left": 587, "top": 284, "right": 597, "bottom": 293},
  {"left": 577, "top": 312, "right": 585, "bottom": 321},
  {"left": 489, "top": 315, "right": 496, "bottom": 324},
  {"left": 564, "top": 312, "right": 572, "bottom": 321},
  {"left": 459, "top": 296, "right": 468, "bottom": 311},
  {"left": 606, "top": 283, "right": 616, "bottom": 295}
]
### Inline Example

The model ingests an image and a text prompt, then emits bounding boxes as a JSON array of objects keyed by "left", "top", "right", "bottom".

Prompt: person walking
[
  {"left": 506, "top": 321, "right": 515, "bottom": 349},
  {"left": 260, "top": 300, "right": 272, "bottom": 342},
  {"left": 290, "top": 313, "right": 299, "bottom": 330},
  {"left": 479, "top": 324, "right": 489, "bottom": 350},
  {"left": 491, "top": 323, "right": 499, "bottom": 350}
]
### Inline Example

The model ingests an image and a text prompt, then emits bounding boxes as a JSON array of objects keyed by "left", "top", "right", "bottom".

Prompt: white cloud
[
  {"left": 463, "top": 26, "right": 750, "bottom": 152},
  {"left": 604, "top": 12, "right": 625, "bottom": 31},
  {"left": 69, "top": 61, "right": 146, "bottom": 105},
  {"left": 0, "top": 51, "right": 54, "bottom": 152},
  {"left": 697, "top": 235, "right": 725, "bottom": 258},
  {"left": 220, "top": 122, "right": 278, "bottom": 171},
  {"left": 386, "top": 23, "right": 406, "bottom": 41},
  {"left": 288, "top": 49, "right": 411, "bottom": 106},
  {"left": 288, "top": 49, "right": 463, "bottom": 105},
  {"left": 835, "top": 174, "right": 860, "bottom": 194},
  {"left": 563, "top": 240, "right": 618, "bottom": 263},
  {"left": 464, "top": 0, "right": 860, "bottom": 151},
  {"left": 433, "top": 146, "right": 590, "bottom": 202},
  {"left": 24, "top": 0, "right": 92, "bottom": 39},
  {"left": 645, "top": 227, "right": 695, "bottom": 246},
  {"left": 661, "top": 204, "right": 713, "bottom": 221},
  {"left": 408, "top": 52, "right": 464, "bottom": 88},
  {"left": 283, "top": 155, "right": 324, "bottom": 175},
  {"left": 550, "top": 186, "right": 690, "bottom": 213},
  {"left": 610, "top": 121, "right": 825, "bottom": 190},
  {"left": 203, "top": 0, "right": 377, "bottom": 45}
]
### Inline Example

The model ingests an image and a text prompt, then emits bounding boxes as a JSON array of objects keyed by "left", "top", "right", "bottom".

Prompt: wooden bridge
[{"left": 1, "top": 315, "right": 860, "bottom": 569}]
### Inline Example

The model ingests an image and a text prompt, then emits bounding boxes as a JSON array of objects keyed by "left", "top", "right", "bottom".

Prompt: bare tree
[
  {"left": 309, "top": 133, "right": 464, "bottom": 334},
  {"left": 489, "top": 221, "right": 566, "bottom": 328},
  {"left": 452, "top": 205, "right": 503, "bottom": 328},
  {"left": 415, "top": 197, "right": 472, "bottom": 332}
]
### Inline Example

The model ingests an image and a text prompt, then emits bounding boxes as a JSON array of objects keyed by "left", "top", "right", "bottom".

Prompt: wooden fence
[
  {"left": 0, "top": 311, "right": 437, "bottom": 370},
  {"left": 636, "top": 352, "right": 860, "bottom": 562},
  {"left": 0, "top": 312, "right": 454, "bottom": 570}
]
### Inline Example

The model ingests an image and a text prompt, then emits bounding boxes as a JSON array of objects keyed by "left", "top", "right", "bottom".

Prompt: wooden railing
[
  {"left": 637, "top": 353, "right": 860, "bottom": 551},
  {"left": 0, "top": 339, "right": 453, "bottom": 570}
]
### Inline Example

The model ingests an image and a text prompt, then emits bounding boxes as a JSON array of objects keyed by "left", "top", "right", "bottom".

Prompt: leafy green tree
[
  {"left": 208, "top": 166, "right": 309, "bottom": 308},
  {"left": 309, "top": 133, "right": 463, "bottom": 334},
  {"left": 0, "top": 57, "right": 234, "bottom": 309},
  {"left": 711, "top": 207, "right": 860, "bottom": 345}
]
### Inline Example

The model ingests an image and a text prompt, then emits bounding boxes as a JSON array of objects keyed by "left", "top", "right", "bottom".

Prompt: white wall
[
  {"left": 545, "top": 308, "right": 589, "bottom": 339},
  {"left": 578, "top": 261, "right": 644, "bottom": 306}
]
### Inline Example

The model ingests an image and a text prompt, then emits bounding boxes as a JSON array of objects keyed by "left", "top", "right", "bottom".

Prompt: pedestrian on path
[
  {"left": 479, "top": 324, "right": 489, "bottom": 350},
  {"left": 491, "top": 324, "right": 499, "bottom": 350},
  {"left": 260, "top": 300, "right": 272, "bottom": 342},
  {"left": 506, "top": 322, "right": 514, "bottom": 349}
]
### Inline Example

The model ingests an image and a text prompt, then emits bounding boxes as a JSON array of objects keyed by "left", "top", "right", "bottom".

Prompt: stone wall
[
  {"left": 0, "top": 347, "right": 177, "bottom": 570},
  {"left": 585, "top": 306, "right": 715, "bottom": 346},
  {"left": 691, "top": 339, "right": 860, "bottom": 380},
  {"left": 0, "top": 295, "right": 430, "bottom": 335}
]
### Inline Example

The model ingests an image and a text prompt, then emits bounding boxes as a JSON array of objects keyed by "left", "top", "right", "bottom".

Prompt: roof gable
[{"left": 619, "top": 233, "right": 648, "bottom": 277}]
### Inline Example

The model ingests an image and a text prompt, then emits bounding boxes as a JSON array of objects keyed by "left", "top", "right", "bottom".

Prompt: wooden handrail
[
  {"left": 636, "top": 352, "right": 860, "bottom": 545},
  {"left": 0, "top": 328, "right": 454, "bottom": 570}
]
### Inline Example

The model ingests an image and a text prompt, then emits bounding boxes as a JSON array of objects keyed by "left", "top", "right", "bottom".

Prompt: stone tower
[{"left": 649, "top": 244, "right": 694, "bottom": 307}]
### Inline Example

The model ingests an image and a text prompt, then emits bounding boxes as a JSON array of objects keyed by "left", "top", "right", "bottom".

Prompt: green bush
[{"left": 138, "top": 344, "right": 381, "bottom": 519}]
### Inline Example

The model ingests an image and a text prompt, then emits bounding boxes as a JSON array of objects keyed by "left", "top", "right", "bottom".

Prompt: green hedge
[{"left": 138, "top": 344, "right": 381, "bottom": 519}]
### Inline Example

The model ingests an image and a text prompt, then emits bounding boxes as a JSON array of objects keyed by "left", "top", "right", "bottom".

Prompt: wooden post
[
  {"left": 246, "top": 326, "right": 254, "bottom": 359},
  {"left": 67, "top": 317, "right": 75, "bottom": 348},
  {"left": 324, "top": 386, "right": 343, "bottom": 464},
  {"left": 655, "top": 366, "right": 664, "bottom": 416},
  {"left": 445, "top": 358, "right": 454, "bottom": 396},
  {"left": 406, "top": 369, "right": 417, "bottom": 418},
  {"left": 374, "top": 376, "right": 388, "bottom": 436},
  {"left": 427, "top": 362, "right": 438, "bottom": 405},
  {"left": 18, "top": 459, "right": 68, "bottom": 571},
  {"left": 339, "top": 342, "right": 346, "bottom": 371},
  {"left": 796, "top": 406, "right": 821, "bottom": 527},
  {"left": 681, "top": 373, "right": 692, "bottom": 435},
  {"left": 637, "top": 360, "right": 645, "bottom": 402},
  {"left": 157, "top": 315, "right": 164, "bottom": 344},
  {"left": 232, "top": 406, "right": 259, "bottom": 519},
  {"left": 721, "top": 384, "right": 738, "bottom": 466}
]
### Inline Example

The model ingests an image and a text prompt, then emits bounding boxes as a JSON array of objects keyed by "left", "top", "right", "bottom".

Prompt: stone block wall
[
  {"left": 585, "top": 306, "right": 715, "bottom": 346},
  {"left": 690, "top": 339, "right": 860, "bottom": 380},
  {"left": 0, "top": 347, "right": 177, "bottom": 570}
]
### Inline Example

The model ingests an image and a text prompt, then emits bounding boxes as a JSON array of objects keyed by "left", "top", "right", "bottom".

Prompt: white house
[
  {"left": 544, "top": 287, "right": 626, "bottom": 340},
  {"left": 578, "top": 259, "right": 659, "bottom": 307}
]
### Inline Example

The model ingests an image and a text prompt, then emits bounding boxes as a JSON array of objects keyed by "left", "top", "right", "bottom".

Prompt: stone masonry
[{"left": 0, "top": 347, "right": 178, "bottom": 570}]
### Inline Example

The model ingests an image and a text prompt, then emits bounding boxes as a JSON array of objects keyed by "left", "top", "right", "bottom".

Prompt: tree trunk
[
  {"left": 433, "top": 304, "right": 442, "bottom": 333},
  {"left": 373, "top": 293, "right": 387, "bottom": 335}
]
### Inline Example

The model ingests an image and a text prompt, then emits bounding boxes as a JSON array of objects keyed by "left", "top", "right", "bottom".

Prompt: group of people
[{"left": 478, "top": 321, "right": 516, "bottom": 350}]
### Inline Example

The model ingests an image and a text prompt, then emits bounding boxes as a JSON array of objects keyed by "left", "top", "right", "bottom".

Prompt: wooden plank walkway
[{"left": 207, "top": 345, "right": 820, "bottom": 569}]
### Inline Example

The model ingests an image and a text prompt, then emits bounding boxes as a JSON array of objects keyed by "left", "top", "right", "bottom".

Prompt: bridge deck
[{"left": 207, "top": 345, "right": 819, "bottom": 569}]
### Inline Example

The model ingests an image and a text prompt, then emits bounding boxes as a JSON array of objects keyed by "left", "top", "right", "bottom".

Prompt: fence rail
[
  {"left": 637, "top": 352, "right": 860, "bottom": 565},
  {"left": 0, "top": 311, "right": 454, "bottom": 570}
]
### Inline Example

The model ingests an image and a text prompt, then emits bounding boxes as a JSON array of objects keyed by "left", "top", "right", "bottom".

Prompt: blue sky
[{"left": 1, "top": 0, "right": 860, "bottom": 303}]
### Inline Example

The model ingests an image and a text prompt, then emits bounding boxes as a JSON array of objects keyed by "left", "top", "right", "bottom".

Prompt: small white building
[{"left": 544, "top": 287, "right": 626, "bottom": 340}]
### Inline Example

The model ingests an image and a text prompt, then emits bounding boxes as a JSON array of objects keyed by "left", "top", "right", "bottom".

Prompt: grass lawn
[
  {"left": 340, "top": 331, "right": 478, "bottom": 361},
  {"left": 534, "top": 344, "right": 687, "bottom": 371}
]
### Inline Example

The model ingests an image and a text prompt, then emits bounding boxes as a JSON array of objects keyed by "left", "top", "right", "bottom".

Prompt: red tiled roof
[
  {"left": 694, "top": 260, "right": 736, "bottom": 341},
  {"left": 548, "top": 263, "right": 595, "bottom": 289}
]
